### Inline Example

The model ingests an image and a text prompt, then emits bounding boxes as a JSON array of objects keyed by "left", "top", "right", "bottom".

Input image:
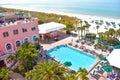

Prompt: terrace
[{"left": 0, "top": 12, "right": 37, "bottom": 28}]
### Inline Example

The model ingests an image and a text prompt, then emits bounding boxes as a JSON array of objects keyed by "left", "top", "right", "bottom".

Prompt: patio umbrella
[
  {"left": 103, "top": 66, "right": 112, "bottom": 72},
  {"left": 101, "top": 56, "right": 107, "bottom": 61},
  {"left": 114, "top": 45, "right": 120, "bottom": 49},
  {"left": 15, "top": 11, "right": 24, "bottom": 15},
  {"left": 64, "top": 61, "right": 72, "bottom": 67}
]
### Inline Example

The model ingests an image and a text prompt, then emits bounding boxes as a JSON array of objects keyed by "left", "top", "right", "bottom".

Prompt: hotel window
[
  {"left": 33, "top": 36, "right": 37, "bottom": 42},
  {"left": 31, "top": 26, "right": 36, "bottom": 31},
  {"left": 13, "top": 29, "right": 18, "bottom": 35},
  {"left": 22, "top": 28, "right": 27, "bottom": 33},
  {"left": 24, "top": 38, "right": 29, "bottom": 43},
  {"left": 3, "top": 32, "right": 9, "bottom": 37},
  {"left": 6, "top": 43, "right": 12, "bottom": 50},
  {"left": 16, "top": 41, "right": 21, "bottom": 47}
]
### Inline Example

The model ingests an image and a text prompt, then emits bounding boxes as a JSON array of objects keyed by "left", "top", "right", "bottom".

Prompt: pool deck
[{"left": 41, "top": 32, "right": 109, "bottom": 80}]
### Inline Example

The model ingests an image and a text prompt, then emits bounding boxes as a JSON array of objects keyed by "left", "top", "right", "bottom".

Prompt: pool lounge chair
[
  {"left": 68, "top": 43, "right": 72, "bottom": 46},
  {"left": 100, "top": 61, "right": 105, "bottom": 67},
  {"left": 74, "top": 44, "right": 78, "bottom": 48},
  {"left": 90, "top": 70, "right": 96, "bottom": 77}
]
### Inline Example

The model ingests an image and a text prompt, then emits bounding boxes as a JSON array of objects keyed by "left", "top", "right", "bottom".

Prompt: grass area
[{"left": 0, "top": 7, "right": 81, "bottom": 25}]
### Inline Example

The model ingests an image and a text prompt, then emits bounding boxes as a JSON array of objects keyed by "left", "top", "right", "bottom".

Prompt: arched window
[
  {"left": 6, "top": 43, "right": 12, "bottom": 50},
  {"left": 16, "top": 41, "right": 21, "bottom": 47},
  {"left": 24, "top": 38, "right": 29, "bottom": 43},
  {"left": 33, "top": 36, "right": 37, "bottom": 42}
]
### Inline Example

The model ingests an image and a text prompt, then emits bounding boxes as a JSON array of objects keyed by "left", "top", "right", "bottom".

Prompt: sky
[{"left": 0, "top": 0, "right": 118, "bottom": 4}]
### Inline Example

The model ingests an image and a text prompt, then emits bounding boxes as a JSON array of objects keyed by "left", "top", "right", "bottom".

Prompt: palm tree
[
  {"left": 36, "top": 37, "right": 43, "bottom": 50},
  {"left": 25, "top": 61, "right": 66, "bottom": 80},
  {"left": 82, "top": 25, "right": 86, "bottom": 36},
  {"left": 0, "top": 67, "right": 12, "bottom": 80},
  {"left": 9, "top": 43, "right": 39, "bottom": 73},
  {"left": 65, "top": 74, "right": 77, "bottom": 80},
  {"left": 96, "top": 25, "right": 100, "bottom": 34},
  {"left": 66, "top": 22, "right": 74, "bottom": 34},
  {"left": 98, "top": 32, "right": 105, "bottom": 38},
  {"left": 85, "top": 23, "right": 91, "bottom": 33},
  {"left": 77, "top": 27, "right": 82, "bottom": 40},
  {"left": 79, "top": 20, "right": 83, "bottom": 27},
  {"left": 108, "top": 28, "right": 115, "bottom": 37},
  {"left": 116, "top": 29, "right": 120, "bottom": 39},
  {"left": 77, "top": 68, "right": 88, "bottom": 80},
  {"left": 105, "top": 31, "right": 110, "bottom": 38},
  {"left": 81, "top": 27, "right": 85, "bottom": 38}
]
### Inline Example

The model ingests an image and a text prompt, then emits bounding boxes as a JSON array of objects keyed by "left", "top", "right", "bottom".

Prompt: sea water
[{"left": 0, "top": 0, "right": 120, "bottom": 19}]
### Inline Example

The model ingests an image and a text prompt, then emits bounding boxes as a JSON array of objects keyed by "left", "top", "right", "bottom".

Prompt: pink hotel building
[{"left": 0, "top": 12, "right": 39, "bottom": 66}]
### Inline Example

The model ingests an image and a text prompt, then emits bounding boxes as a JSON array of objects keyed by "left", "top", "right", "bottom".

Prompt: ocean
[{"left": 0, "top": 0, "right": 120, "bottom": 19}]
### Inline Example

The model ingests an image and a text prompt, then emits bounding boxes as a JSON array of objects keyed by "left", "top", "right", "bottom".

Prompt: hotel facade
[{"left": 0, "top": 12, "right": 39, "bottom": 67}]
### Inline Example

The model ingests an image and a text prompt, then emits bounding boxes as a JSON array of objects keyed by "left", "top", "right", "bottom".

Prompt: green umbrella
[
  {"left": 15, "top": 11, "right": 24, "bottom": 15},
  {"left": 101, "top": 56, "right": 107, "bottom": 61},
  {"left": 114, "top": 45, "right": 120, "bottom": 49},
  {"left": 103, "top": 66, "right": 112, "bottom": 72},
  {"left": 64, "top": 61, "right": 72, "bottom": 67}
]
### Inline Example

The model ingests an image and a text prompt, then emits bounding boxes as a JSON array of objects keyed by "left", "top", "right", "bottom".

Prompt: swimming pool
[{"left": 47, "top": 45, "right": 97, "bottom": 71}]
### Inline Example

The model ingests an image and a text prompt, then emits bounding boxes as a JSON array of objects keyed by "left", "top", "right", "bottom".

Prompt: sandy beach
[{"left": 1, "top": 6, "right": 120, "bottom": 34}]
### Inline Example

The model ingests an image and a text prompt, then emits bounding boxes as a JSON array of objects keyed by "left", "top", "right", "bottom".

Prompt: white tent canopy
[
  {"left": 107, "top": 49, "right": 120, "bottom": 68},
  {"left": 38, "top": 22, "right": 66, "bottom": 34}
]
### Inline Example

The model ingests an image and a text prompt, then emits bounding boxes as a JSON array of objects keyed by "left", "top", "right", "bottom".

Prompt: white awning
[
  {"left": 107, "top": 49, "right": 120, "bottom": 68},
  {"left": 38, "top": 22, "right": 66, "bottom": 34}
]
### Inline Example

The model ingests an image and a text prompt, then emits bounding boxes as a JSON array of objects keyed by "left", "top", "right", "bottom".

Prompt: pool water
[{"left": 47, "top": 45, "right": 97, "bottom": 71}]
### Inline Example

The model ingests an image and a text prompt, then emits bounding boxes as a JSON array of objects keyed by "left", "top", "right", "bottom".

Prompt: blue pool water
[{"left": 47, "top": 45, "right": 97, "bottom": 71}]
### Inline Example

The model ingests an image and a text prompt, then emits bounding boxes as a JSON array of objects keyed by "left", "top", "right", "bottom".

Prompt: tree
[
  {"left": 81, "top": 27, "right": 85, "bottom": 38},
  {"left": 96, "top": 25, "right": 99, "bottom": 34},
  {"left": 66, "top": 22, "right": 74, "bottom": 34},
  {"left": 77, "top": 68, "right": 88, "bottom": 80},
  {"left": 105, "top": 31, "right": 110, "bottom": 38},
  {"left": 108, "top": 28, "right": 115, "bottom": 37},
  {"left": 65, "top": 74, "right": 77, "bottom": 80},
  {"left": 36, "top": 37, "right": 43, "bottom": 50},
  {"left": 79, "top": 20, "right": 83, "bottom": 27},
  {"left": 25, "top": 61, "right": 66, "bottom": 80},
  {"left": 77, "top": 27, "right": 82, "bottom": 40},
  {"left": 9, "top": 43, "right": 39, "bottom": 73},
  {"left": 116, "top": 29, "right": 120, "bottom": 39},
  {"left": 38, "top": 20, "right": 44, "bottom": 24},
  {"left": 0, "top": 67, "right": 12, "bottom": 80},
  {"left": 85, "top": 23, "right": 91, "bottom": 33}
]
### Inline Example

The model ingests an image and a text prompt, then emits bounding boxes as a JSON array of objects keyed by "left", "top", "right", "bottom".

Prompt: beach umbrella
[
  {"left": 103, "top": 66, "right": 112, "bottom": 72},
  {"left": 118, "top": 23, "right": 120, "bottom": 27},
  {"left": 101, "top": 56, "right": 107, "bottom": 61},
  {"left": 64, "top": 61, "right": 72, "bottom": 67}
]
